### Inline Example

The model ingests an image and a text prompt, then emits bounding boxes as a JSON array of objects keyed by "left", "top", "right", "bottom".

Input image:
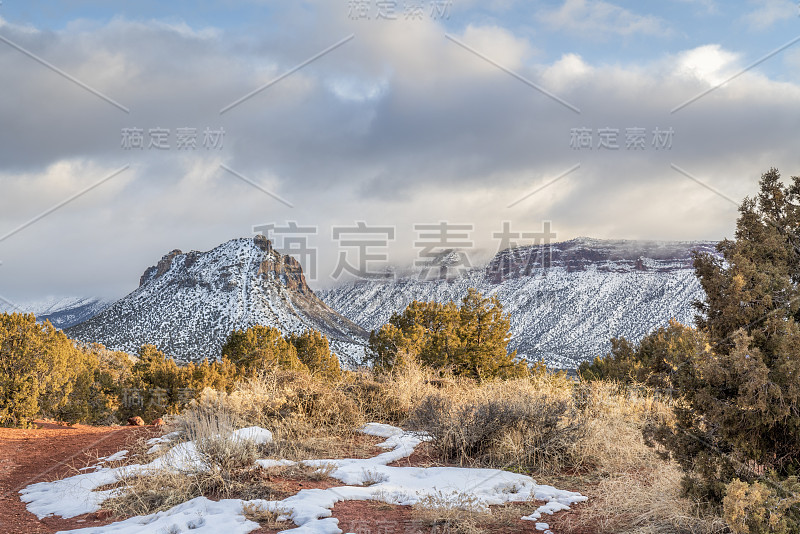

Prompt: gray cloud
[{"left": 0, "top": 4, "right": 799, "bottom": 301}]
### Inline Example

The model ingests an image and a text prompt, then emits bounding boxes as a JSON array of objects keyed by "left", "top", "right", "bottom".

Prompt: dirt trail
[{"left": 0, "top": 422, "right": 154, "bottom": 533}]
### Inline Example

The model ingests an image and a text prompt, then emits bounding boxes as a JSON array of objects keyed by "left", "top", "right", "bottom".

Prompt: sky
[{"left": 0, "top": 0, "right": 799, "bottom": 301}]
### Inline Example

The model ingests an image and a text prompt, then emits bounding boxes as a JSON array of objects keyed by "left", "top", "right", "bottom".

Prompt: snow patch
[{"left": 22, "top": 424, "right": 586, "bottom": 533}]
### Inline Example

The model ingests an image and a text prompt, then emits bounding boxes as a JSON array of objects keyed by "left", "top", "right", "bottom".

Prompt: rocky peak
[
  {"left": 139, "top": 249, "right": 183, "bottom": 287},
  {"left": 253, "top": 234, "right": 273, "bottom": 253},
  {"left": 259, "top": 253, "right": 311, "bottom": 295}
]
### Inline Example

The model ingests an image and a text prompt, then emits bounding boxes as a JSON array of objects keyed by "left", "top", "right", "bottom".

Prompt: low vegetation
[
  {"left": 0, "top": 320, "right": 346, "bottom": 426},
  {"left": 405, "top": 376, "right": 584, "bottom": 474}
]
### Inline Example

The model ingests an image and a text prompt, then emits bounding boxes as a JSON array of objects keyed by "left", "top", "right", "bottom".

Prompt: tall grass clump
[
  {"left": 406, "top": 377, "right": 584, "bottom": 474},
  {"left": 564, "top": 380, "right": 728, "bottom": 534},
  {"left": 166, "top": 370, "right": 371, "bottom": 461},
  {"left": 105, "top": 408, "right": 281, "bottom": 517}
]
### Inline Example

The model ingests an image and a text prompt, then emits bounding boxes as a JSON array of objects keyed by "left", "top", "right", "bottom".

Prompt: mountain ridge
[
  {"left": 66, "top": 236, "right": 368, "bottom": 366},
  {"left": 10, "top": 236, "right": 719, "bottom": 370},
  {"left": 319, "top": 237, "right": 717, "bottom": 368},
  {"left": 0, "top": 297, "right": 112, "bottom": 329}
]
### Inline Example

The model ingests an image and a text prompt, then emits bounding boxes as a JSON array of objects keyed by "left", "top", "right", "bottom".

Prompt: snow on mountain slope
[
  {"left": 319, "top": 238, "right": 718, "bottom": 369},
  {"left": 0, "top": 297, "right": 111, "bottom": 329},
  {"left": 66, "top": 236, "right": 367, "bottom": 366}
]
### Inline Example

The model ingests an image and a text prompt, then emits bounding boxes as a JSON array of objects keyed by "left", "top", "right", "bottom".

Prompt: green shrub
[
  {"left": 55, "top": 344, "right": 133, "bottom": 424},
  {"left": 119, "top": 344, "right": 236, "bottom": 422},
  {"left": 367, "top": 288, "right": 528, "bottom": 380},
  {"left": 221, "top": 325, "right": 307, "bottom": 378},
  {"left": 724, "top": 477, "right": 800, "bottom": 534},
  {"left": 286, "top": 330, "right": 341, "bottom": 380},
  {"left": 578, "top": 319, "right": 707, "bottom": 390},
  {"left": 0, "top": 313, "right": 82, "bottom": 427}
]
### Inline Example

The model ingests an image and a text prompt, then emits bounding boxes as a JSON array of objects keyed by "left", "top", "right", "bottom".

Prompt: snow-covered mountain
[
  {"left": 0, "top": 297, "right": 111, "bottom": 329},
  {"left": 67, "top": 236, "right": 368, "bottom": 365},
  {"left": 319, "top": 237, "right": 717, "bottom": 369}
]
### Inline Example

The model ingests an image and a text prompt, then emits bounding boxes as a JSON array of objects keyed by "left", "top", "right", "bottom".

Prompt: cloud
[
  {"left": 536, "top": 0, "right": 672, "bottom": 38},
  {"left": 671, "top": 44, "right": 740, "bottom": 85},
  {"left": 743, "top": 0, "right": 797, "bottom": 30},
  {"left": 0, "top": 6, "right": 799, "bottom": 300}
]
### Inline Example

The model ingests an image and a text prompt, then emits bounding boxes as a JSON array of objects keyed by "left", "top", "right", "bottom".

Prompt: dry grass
[
  {"left": 99, "top": 367, "right": 729, "bottom": 532},
  {"left": 571, "top": 381, "right": 674, "bottom": 474},
  {"left": 359, "top": 468, "right": 389, "bottom": 486},
  {"left": 104, "top": 408, "right": 286, "bottom": 517},
  {"left": 404, "top": 376, "right": 727, "bottom": 533},
  {"left": 242, "top": 502, "right": 293, "bottom": 530},
  {"left": 558, "top": 381, "right": 728, "bottom": 534},
  {"left": 104, "top": 464, "right": 291, "bottom": 517},
  {"left": 269, "top": 461, "right": 336, "bottom": 482},
  {"left": 411, "top": 491, "right": 491, "bottom": 534},
  {"left": 405, "top": 377, "right": 584, "bottom": 474},
  {"left": 167, "top": 371, "right": 372, "bottom": 462},
  {"left": 574, "top": 468, "right": 728, "bottom": 534},
  {"left": 410, "top": 491, "right": 546, "bottom": 534}
]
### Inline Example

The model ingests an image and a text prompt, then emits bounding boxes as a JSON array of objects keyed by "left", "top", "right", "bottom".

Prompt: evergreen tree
[
  {"left": 680, "top": 169, "right": 800, "bottom": 485},
  {"left": 55, "top": 344, "right": 133, "bottom": 424},
  {"left": 0, "top": 313, "right": 77, "bottom": 427},
  {"left": 221, "top": 325, "right": 307, "bottom": 377},
  {"left": 286, "top": 330, "right": 341, "bottom": 380},
  {"left": 367, "top": 289, "right": 527, "bottom": 379},
  {"left": 455, "top": 289, "right": 523, "bottom": 380},
  {"left": 582, "top": 169, "right": 800, "bottom": 526},
  {"left": 694, "top": 168, "right": 800, "bottom": 354}
]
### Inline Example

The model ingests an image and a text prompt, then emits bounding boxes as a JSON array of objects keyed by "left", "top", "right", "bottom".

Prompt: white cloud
[
  {"left": 537, "top": 0, "right": 672, "bottom": 38},
  {"left": 743, "top": 0, "right": 797, "bottom": 30},
  {"left": 672, "top": 44, "right": 740, "bottom": 85}
]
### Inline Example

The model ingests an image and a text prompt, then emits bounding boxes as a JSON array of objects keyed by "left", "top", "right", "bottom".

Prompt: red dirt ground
[
  {"left": 331, "top": 500, "right": 563, "bottom": 534},
  {"left": 0, "top": 421, "right": 156, "bottom": 533},
  {"left": 0, "top": 424, "right": 590, "bottom": 533}
]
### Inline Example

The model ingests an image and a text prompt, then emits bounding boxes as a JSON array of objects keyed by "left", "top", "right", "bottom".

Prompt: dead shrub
[
  {"left": 242, "top": 502, "right": 293, "bottom": 530},
  {"left": 406, "top": 388, "right": 585, "bottom": 474},
  {"left": 271, "top": 462, "right": 336, "bottom": 482}
]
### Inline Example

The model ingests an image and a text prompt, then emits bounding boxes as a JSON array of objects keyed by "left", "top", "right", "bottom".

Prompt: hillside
[
  {"left": 0, "top": 297, "right": 111, "bottom": 329},
  {"left": 66, "top": 236, "right": 367, "bottom": 365},
  {"left": 320, "top": 237, "right": 716, "bottom": 368}
]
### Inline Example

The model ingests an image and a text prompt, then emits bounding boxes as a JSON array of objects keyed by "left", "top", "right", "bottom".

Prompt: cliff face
[{"left": 68, "top": 237, "right": 367, "bottom": 366}]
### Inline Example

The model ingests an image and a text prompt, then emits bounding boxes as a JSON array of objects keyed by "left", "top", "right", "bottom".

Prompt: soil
[
  {"left": 0, "top": 421, "right": 156, "bottom": 534},
  {"left": 331, "top": 500, "right": 557, "bottom": 534},
  {"left": 0, "top": 423, "right": 591, "bottom": 533}
]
